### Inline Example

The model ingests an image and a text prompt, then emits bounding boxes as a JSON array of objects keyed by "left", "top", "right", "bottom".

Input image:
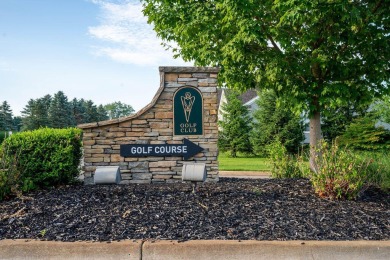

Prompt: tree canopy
[
  {"left": 143, "top": 0, "right": 389, "bottom": 167},
  {"left": 104, "top": 101, "right": 135, "bottom": 119},
  {"left": 143, "top": 0, "right": 389, "bottom": 107}
]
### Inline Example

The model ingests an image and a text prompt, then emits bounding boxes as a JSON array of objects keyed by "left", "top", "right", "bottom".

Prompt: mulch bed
[{"left": 0, "top": 178, "right": 389, "bottom": 242}]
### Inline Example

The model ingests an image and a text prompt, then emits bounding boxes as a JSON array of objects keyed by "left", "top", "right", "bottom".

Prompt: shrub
[
  {"left": 338, "top": 115, "right": 390, "bottom": 151},
  {"left": 1, "top": 128, "right": 82, "bottom": 194},
  {"left": 310, "top": 141, "right": 372, "bottom": 200},
  {"left": 0, "top": 149, "right": 21, "bottom": 200},
  {"left": 267, "top": 139, "right": 306, "bottom": 178}
]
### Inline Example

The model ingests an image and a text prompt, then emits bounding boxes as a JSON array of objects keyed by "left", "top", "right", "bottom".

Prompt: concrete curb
[
  {"left": 1, "top": 240, "right": 389, "bottom": 260},
  {"left": 143, "top": 240, "right": 390, "bottom": 260},
  {"left": 0, "top": 240, "right": 141, "bottom": 260}
]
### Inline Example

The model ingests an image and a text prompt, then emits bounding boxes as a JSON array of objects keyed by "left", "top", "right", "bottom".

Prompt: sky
[{"left": 0, "top": 0, "right": 191, "bottom": 116}]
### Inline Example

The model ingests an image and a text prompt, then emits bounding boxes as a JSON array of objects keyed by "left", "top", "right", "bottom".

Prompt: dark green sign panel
[{"left": 173, "top": 87, "right": 203, "bottom": 136}]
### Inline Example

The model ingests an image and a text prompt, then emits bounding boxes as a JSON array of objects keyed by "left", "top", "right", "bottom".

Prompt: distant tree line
[{"left": 0, "top": 91, "right": 134, "bottom": 133}]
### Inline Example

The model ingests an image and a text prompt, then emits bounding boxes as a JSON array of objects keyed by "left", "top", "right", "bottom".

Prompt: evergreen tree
[
  {"left": 338, "top": 114, "right": 390, "bottom": 151},
  {"left": 84, "top": 100, "right": 99, "bottom": 122},
  {"left": 218, "top": 90, "right": 252, "bottom": 157},
  {"left": 72, "top": 98, "right": 88, "bottom": 125},
  {"left": 0, "top": 101, "right": 14, "bottom": 131},
  {"left": 48, "top": 91, "right": 75, "bottom": 128},
  {"left": 12, "top": 116, "right": 22, "bottom": 132},
  {"left": 321, "top": 101, "right": 369, "bottom": 142},
  {"left": 251, "top": 90, "right": 304, "bottom": 156},
  {"left": 21, "top": 99, "right": 37, "bottom": 130},
  {"left": 21, "top": 95, "right": 52, "bottom": 130},
  {"left": 97, "top": 104, "right": 109, "bottom": 121}
]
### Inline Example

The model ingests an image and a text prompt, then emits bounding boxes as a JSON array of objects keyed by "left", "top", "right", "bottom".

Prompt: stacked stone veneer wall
[{"left": 78, "top": 66, "right": 219, "bottom": 184}]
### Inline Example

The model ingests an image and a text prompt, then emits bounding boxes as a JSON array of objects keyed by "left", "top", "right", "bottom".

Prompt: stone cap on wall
[
  {"left": 78, "top": 66, "right": 220, "bottom": 129},
  {"left": 159, "top": 66, "right": 220, "bottom": 73}
]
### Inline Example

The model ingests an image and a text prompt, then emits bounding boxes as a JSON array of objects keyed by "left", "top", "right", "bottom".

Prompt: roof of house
[
  {"left": 217, "top": 88, "right": 258, "bottom": 107},
  {"left": 239, "top": 89, "right": 257, "bottom": 104}
]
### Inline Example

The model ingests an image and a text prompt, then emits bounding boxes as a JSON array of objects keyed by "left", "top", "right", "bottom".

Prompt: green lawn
[{"left": 218, "top": 152, "right": 271, "bottom": 171}]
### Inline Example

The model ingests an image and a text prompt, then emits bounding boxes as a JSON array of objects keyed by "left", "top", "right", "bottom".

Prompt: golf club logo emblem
[
  {"left": 174, "top": 86, "right": 203, "bottom": 136},
  {"left": 181, "top": 92, "right": 195, "bottom": 122}
]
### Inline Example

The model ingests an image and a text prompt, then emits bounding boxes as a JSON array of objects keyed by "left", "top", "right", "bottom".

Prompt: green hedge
[{"left": 0, "top": 128, "right": 82, "bottom": 199}]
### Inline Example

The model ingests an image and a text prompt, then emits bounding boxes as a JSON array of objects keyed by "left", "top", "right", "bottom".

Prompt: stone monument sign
[{"left": 78, "top": 66, "right": 219, "bottom": 184}]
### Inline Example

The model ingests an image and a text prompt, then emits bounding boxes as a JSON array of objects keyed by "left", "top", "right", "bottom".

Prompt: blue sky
[{"left": 0, "top": 0, "right": 190, "bottom": 116}]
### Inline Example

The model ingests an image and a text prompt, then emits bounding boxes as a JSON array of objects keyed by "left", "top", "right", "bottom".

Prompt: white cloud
[{"left": 89, "top": 0, "right": 189, "bottom": 66}]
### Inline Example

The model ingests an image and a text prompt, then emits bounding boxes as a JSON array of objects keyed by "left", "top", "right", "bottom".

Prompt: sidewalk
[{"left": 1, "top": 239, "right": 389, "bottom": 260}]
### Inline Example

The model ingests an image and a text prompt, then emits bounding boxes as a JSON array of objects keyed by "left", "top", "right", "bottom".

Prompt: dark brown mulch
[{"left": 0, "top": 178, "right": 389, "bottom": 242}]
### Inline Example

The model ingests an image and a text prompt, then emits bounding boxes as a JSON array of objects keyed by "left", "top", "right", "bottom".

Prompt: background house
[{"left": 217, "top": 88, "right": 257, "bottom": 119}]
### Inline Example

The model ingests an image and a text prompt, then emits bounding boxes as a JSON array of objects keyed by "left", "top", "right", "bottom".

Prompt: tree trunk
[{"left": 309, "top": 99, "right": 322, "bottom": 173}]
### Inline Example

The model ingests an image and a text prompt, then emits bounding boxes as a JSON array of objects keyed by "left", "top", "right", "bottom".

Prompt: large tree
[{"left": 143, "top": 0, "right": 389, "bottom": 170}]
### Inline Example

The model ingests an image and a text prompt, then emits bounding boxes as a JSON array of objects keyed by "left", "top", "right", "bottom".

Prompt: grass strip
[{"left": 218, "top": 152, "right": 271, "bottom": 171}]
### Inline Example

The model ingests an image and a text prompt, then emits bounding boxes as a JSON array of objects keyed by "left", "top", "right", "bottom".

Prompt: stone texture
[
  {"left": 179, "top": 73, "right": 192, "bottom": 77},
  {"left": 165, "top": 73, "right": 178, "bottom": 81},
  {"left": 132, "top": 173, "right": 152, "bottom": 180},
  {"left": 199, "top": 78, "right": 218, "bottom": 84},
  {"left": 153, "top": 174, "right": 172, "bottom": 179},
  {"left": 83, "top": 140, "right": 96, "bottom": 146},
  {"left": 192, "top": 73, "right": 208, "bottom": 78},
  {"left": 149, "top": 161, "right": 177, "bottom": 168},
  {"left": 155, "top": 112, "right": 173, "bottom": 119}
]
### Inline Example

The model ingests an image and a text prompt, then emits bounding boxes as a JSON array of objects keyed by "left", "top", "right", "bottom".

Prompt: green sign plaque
[{"left": 173, "top": 86, "right": 203, "bottom": 136}]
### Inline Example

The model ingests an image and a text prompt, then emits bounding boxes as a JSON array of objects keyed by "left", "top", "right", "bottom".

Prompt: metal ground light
[
  {"left": 94, "top": 166, "right": 122, "bottom": 184},
  {"left": 181, "top": 163, "right": 206, "bottom": 193}
]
